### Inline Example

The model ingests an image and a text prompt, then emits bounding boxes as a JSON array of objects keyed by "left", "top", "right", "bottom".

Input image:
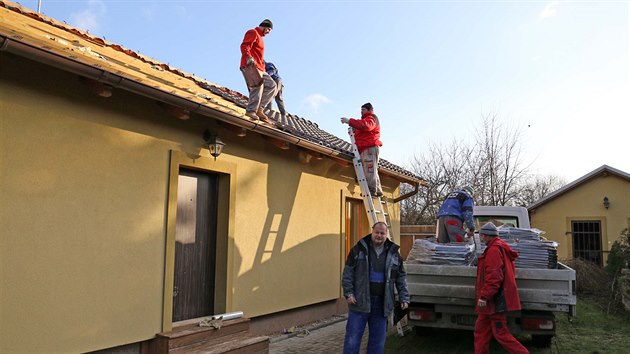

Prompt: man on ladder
[
  {"left": 341, "top": 102, "right": 383, "bottom": 197},
  {"left": 342, "top": 103, "right": 407, "bottom": 338}
]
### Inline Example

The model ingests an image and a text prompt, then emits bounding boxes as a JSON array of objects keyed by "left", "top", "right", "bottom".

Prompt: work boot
[
  {"left": 256, "top": 109, "right": 275, "bottom": 125},
  {"left": 245, "top": 111, "right": 259, "bottom": 120}
]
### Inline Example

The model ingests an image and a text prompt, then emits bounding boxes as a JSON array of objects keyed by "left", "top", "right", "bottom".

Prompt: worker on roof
[
  {"left": 264, "top": 61, "right": 287, "bottom": 120},
  {"left": 239, "top": 19, "right": 276, "bottom": 125},
  {"left": 341, "top": 102, "right": 383, "bottom": 197},
  {"left": 436, "top": 186, "right": 476, "bottom": 243},
  {"left": 475, "top": 222, "right": 529, "bottom": 354}
]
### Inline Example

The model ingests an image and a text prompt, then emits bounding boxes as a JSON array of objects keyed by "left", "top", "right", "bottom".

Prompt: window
[
  {"left": 571, "top": 221, "right": 602, "bottom": 266},
  {"left": 474, "top": 215, "right": 520, "bottom": 229}
]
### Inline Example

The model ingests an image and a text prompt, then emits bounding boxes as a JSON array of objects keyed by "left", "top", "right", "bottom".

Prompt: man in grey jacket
[{"left": 342, "top": 222, "right": 410, "bottom": 354}]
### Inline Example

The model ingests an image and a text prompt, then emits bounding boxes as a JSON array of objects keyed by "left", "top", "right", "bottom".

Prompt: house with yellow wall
[
  {"left": 0, "top": 2, "right": 424, "bottom": 352},
  {"left": 528, "top": 165, "right": 630, "bottom": 266}
]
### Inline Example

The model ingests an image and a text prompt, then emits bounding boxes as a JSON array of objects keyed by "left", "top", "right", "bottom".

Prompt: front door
[{"left": 172, "top": 169, "right": 218, "bottom": 322}]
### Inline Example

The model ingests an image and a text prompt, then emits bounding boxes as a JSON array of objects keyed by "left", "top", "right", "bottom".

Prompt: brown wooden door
[
  {"left": 345, "top": 198, "right": 370, "bottom": 257},
  {"left": 172, "top": 169, "right": 218, "bottom": 322}
]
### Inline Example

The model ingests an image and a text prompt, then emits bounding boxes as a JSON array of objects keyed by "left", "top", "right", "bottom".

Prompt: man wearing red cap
[{"left": 240, "top": 19, "right": 276, "bottom": 125}]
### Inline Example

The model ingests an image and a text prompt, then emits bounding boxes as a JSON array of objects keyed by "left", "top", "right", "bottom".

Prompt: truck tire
[{"left": 531, "top": 334, "right": 553, "bottom": 348}]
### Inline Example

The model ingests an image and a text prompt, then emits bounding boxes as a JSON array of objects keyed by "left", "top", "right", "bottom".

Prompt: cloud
[
  {"left": 302, "top": 93, "right": 332, "bottom": 113},
  {"left": 539, "top": 1, "right": 559, "bottom": 21},
  {"left": 70, "top": 0, "right": 107, "bottom": 33}
]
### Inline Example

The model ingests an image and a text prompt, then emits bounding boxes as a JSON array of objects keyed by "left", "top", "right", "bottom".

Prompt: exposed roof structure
[
  {"left": 0, "top": 1, "right": 424, "bottom": 185},
  {"left": 527, "top": 165, "right": 630, "bottom": 210}
]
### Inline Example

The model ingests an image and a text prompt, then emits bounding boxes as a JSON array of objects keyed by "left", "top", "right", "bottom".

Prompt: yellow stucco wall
[
  {"left": 0, "top": 54, "right": 402, "bottom": 352},
  {"left": 529, "top": 173, "right": 630, "bottom": 262}
]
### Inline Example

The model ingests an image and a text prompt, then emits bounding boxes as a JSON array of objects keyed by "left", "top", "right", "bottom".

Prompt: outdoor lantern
[
  {"left": 603, "top": 196, "right": 610, "bottom": 209},
  {"left": 203, "top": 129, "right": 226, "bottom": 160}
]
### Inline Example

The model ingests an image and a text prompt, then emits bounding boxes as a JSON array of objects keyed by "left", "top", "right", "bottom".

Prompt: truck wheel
[
  {"left": 531, "top": 334, "right": 553, "bottom": 348},
  {"left": 412, "top": 326, "right": 433, "bottom": 336}
]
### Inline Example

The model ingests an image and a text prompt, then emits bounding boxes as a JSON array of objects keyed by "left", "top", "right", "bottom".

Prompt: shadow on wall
[
  {"left": 232, "top": 232, "right": 341, "bottom": 315},
  {"left": 231, "top": 153, "right": 344, "bottom": 315}
]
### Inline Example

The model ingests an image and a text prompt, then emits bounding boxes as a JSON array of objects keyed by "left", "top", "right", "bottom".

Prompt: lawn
[{"left": 384, "top": 297, "right": 630, "bottom": 354}]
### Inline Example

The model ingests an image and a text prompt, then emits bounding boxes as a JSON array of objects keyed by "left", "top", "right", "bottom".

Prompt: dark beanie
[
  {"left": 259, "top": 19, "right": 273, "bottom": 29},
  {"left": 480, "top": 222, "right": 499, "bottom": 237},
  {"left": 361, "top": 102, "right": 373, "bottom": 111}
]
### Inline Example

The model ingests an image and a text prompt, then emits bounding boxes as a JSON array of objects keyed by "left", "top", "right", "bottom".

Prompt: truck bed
[{"left": 405, "top": 262, "right": 576, "bottom": 315}]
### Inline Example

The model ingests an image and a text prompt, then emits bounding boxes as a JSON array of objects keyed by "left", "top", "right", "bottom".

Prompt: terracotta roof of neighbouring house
[
  {"left": 0, "top": 1, "right": 424, "bottom": 185},
  {"left": 527, "top": 165, "right": 630, "bottom": 210}
]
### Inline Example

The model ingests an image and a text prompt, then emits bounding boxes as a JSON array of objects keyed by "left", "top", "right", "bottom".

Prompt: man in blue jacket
[
  {"left": 437, "top": 186, "right": 475, "bottom": 243},
  {"left": 342, "top": 222, "right": 410, "bottom": 354},
  {"left": 264, "top": 61, "right": 287, "bottom": 119}
]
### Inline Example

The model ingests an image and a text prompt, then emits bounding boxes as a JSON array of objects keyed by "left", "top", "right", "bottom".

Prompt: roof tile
[{"left": 0, "top": 0, "right": 422, "bottom": 183}]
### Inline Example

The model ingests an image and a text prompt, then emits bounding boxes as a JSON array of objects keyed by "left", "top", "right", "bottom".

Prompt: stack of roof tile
[
  {"left": 497, "top": 226, "right": 544, "bottom": 241},
  {"left": 406, "top": 226, "right": 560, "bottom": 269},
  {"left": 406, "top": 239, "right": 476, "bottom": 266},
  {"left": 476, "top": 227, "right": 559, "bottom": 269}
]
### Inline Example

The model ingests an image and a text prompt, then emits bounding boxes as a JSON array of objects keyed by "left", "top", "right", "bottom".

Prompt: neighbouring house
[
  {"left": 528, "top": 165, "right": 630, "bottom": 266},
  {"left": 0, "top": 2, "right": 424, "bottom": 353}
]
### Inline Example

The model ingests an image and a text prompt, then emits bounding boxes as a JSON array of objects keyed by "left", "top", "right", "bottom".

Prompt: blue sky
[{"left": 21, "top": 0, "right": 629, "bottom": 182}]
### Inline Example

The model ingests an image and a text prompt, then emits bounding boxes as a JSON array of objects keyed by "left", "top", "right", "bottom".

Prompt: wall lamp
[
  {"left": 603, "top": 196, "right": 610, "bottom": 209},
  {"left": 203, "top": 129, "right": 226, "bottom": 161}
]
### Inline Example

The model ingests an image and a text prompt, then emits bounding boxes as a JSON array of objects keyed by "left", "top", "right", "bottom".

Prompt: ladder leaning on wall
[
  {"left": 348, "top": 127, "right": 407, "bottom": 336},
  {"left": 347, "top": 127, "right": 392, "bottom": 237}
]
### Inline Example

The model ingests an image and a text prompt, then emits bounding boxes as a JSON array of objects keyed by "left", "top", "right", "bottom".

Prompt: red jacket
[
  {"left": 348, "top": 112, "right": 382, "bottom": 153},
  {"left": 240, "top": 27, "right": 265, "bottom": 71},
  {"left": 475, "top": 237, "right": 521, "bottom": 314}
]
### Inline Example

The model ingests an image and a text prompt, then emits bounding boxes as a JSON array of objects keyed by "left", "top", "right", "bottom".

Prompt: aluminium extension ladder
[
  {"left": 348, "top": 127, "right": 405, "bottom": 336},
  {"left": 347, "top": 127, "right": 392, "bottom": 236}
]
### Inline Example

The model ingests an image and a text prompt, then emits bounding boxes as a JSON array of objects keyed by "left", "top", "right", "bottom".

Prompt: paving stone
[{"left": 269, "top": 319, "right": 368, "bottom": 354}]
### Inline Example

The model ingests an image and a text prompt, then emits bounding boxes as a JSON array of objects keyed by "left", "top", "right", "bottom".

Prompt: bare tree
[
  {"left": 401, "top": 113, "right": 564, "bottom": 225},
  {"left": 402, "top": 140, "right": 474, "bottom": 224},
  {"left": 473, "top": 113, "right": 529, "bottom": 206},
  {"left": 515, "top": 174, "right": 566, "bottom": 207}
]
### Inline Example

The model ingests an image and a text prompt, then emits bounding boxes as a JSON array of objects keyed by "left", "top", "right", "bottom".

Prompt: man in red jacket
[
  {"left": 240, "top": 19, "right": 276, "bottom": 125},
  {"left": 341, "top": 102, "right": 383, "bottom": 197},
  {"left": 474, "top": 222, "right": 529, "bottom": 354}
]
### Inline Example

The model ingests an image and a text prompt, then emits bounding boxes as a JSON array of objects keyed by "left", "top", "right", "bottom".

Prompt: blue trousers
[{"left": 343, "top": 296, "right": 388, "bottom": 354}]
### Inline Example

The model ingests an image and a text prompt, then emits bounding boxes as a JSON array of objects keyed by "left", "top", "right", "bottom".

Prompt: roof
[
  {"left": 0, "top": 1, "right": 424, "bottom": 185},
  {"left": 527, "top": 165, "right": 630, "bottom": 210}
]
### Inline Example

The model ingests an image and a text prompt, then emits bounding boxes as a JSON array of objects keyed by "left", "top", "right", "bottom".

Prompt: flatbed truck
[{"left": 405, "top": 206, "right": 576, "bottom": 347}]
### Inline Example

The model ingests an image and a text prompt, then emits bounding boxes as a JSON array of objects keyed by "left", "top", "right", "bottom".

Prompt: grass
[{"left": 384, "top": 296, "right": 630, "bottom": 354}]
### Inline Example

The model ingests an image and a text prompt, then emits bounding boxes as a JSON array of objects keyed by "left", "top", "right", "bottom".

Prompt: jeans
[{"left": 343, "top": 296, "right": 388, "bottom": 354}]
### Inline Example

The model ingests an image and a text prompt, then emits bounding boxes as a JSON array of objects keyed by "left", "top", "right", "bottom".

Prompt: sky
[{"left": 19, "top": 0, "right": 630, "bottom": 182}]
